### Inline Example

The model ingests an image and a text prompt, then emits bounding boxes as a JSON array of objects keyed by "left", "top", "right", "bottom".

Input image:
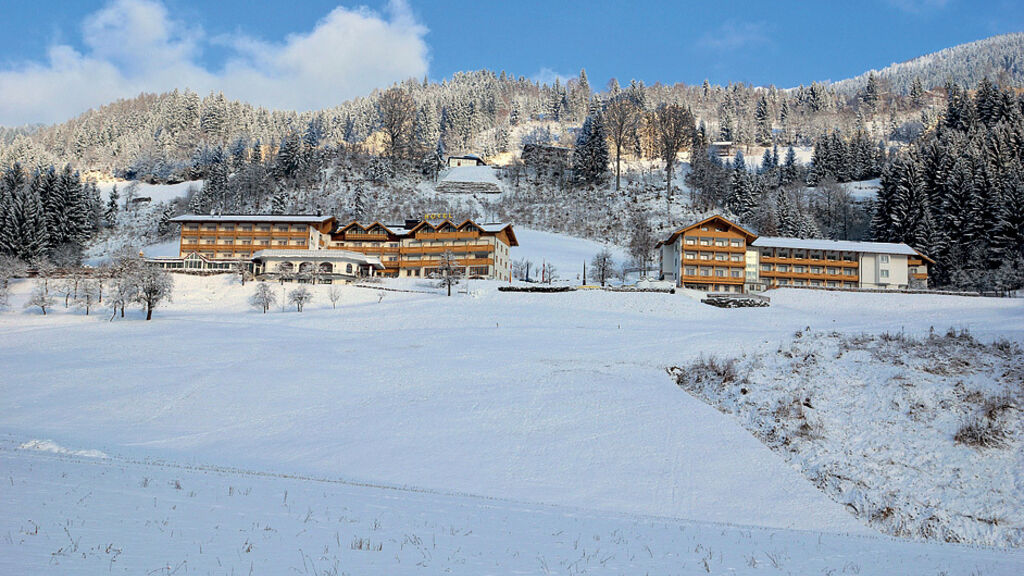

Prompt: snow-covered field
[
  {"left": 2, "top": 246, "right": 1023, "bottom": 573},
  {"left": 95, "top": 180, "right": 201, "bottom": 203}
]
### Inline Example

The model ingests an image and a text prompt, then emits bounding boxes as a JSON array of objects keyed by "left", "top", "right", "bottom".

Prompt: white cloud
[
  {"left": 531, "top": 67, "right": 572, "bottom": 86},
  {"left": 697, "top": 21, "right": 770, "bottom": 51},
  {"left": 0, "top": 0, "right": 429, "bottom": 126}
]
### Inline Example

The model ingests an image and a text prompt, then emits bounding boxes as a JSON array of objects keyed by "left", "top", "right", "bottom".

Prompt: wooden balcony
[
  {"left": 340, "top": 233, "right": 391, "bottom": 241},
  {"left": 333, "top": 245, "right": 401, "bottom": 254},
  {"left": 682, "top": 258, "right": 745, "bottom": 268},
  {"left": 761, "top": 256, "right": 858, "bottom": 268},
  {"left": 399, "top": 258, "right": 493, "bottom": 268},
  {"left": 402, "top": 244, "right": 493, "bottom": 255},
  {"left": 415, "top": 231, "right": 480, "bottom": 240},
  {"left": 912, "top": 273, "right": 928, "bottom": 280},
  {"left": 761, "top": 270, "right": 859, "bottom": 282},
  {"left": 679, "top": 274, "right": 744, "bottom": 284},
  {"left": 683, "top": 244, "right": 746, "bottom": 253}
]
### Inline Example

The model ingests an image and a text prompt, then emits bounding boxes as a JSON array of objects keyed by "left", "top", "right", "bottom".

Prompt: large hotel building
[
  {"left": 658, "top": 215, "right": 933, "bottom": 292},
  {"left": 161, "top": 214, "right": 517, "bottom": 282}
]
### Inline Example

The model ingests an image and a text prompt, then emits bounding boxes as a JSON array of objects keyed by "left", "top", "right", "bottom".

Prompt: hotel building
[
  {"left": 158, "top": 214, "right": 517, "bottom": 282},
  {"left": 658, "top": 215, "right": 932, "bottom": 292},
  {"left": 329, "top": 218, "right": 517, "bottom": 280}
]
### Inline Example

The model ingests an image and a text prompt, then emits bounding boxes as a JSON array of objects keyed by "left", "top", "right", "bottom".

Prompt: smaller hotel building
[{"left": 658, "top": 215, "right": 932, "bottom": 292}]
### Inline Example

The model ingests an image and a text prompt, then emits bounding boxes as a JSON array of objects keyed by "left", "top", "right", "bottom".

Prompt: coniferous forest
[{"left": 0, "top": 33, "right": 1022, "bottom": 291}]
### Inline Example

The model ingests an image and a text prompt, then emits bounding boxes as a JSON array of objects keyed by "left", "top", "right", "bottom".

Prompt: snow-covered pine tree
[
  {"left": 754, "top": 94, "right": 772, "bottom": 146},
  {"left": 572, "top": 112, "right": 610, "bottom": 186}
]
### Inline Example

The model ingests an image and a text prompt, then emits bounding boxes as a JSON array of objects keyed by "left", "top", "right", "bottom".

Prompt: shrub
[{"left": 954, "top": 416, "right": 1010, "bottom": 449}]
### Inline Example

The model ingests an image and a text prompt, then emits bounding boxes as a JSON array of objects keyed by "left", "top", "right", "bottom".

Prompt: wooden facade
[
  {"left": 658, "top": 215, "right": 757, "bottom": 293},
  {"left": 171, "top": 215, "right": 335, "bottom": 260},
  {"left": 659, "top": 215, "right": 933, "bottom": 292},
  {"left": 330, "top": 218, "right": 518, "bottom": 280}
]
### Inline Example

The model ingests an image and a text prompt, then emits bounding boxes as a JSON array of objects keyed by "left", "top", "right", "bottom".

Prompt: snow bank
[
  {"left": 671, "top": 328, "right": 1024, "bottom": 547},
  {"left": 19, "top": 439, "right": 107, "bottom": 459}
]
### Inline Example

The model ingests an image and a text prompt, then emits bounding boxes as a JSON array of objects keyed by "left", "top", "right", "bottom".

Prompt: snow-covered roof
[
  {"left": 251, "top": 249, "right": 384, "bottom": 268},
  {"left": 751, "top": 237, "right": 920, "bottom": 256},
  {"left": 169, "top": 214, "right": 332, "bottom": 223}
]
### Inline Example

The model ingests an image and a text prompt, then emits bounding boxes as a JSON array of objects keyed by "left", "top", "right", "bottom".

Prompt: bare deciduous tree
[
  {"left": 591, "top": 248, "right": 615, "bottom": 286},
  {"left": 628, "top": 209, "right": 656, "bottom": 278},
  {"left": 133, "top": 266, "right": 174, "bottom": 321},
  {"left": 328, "top": 285, "right": 342, "bottom": 309},
  {"left": 652, "top": 103, "right": 695, "bottom": 194},
  {"left": 434, "top": 250, "right": 462, "bottom": 296},
  {"left": 249, "top": 282, "right": 277, "bottom": 313},
  {"left": 377, "top": 87, "right": 417, "bottom": 159},
  {"left": 75, "top": 279, "right": 100, "bottom": 315},
  {"left": 25, "top": 281, "right": 54, "bottom": 315},
  {"left": 288, "top": 286, "right": 313, "bottom": 312},
  {"left": 604, "top": 98, "right": 641, "bottom": 191}
]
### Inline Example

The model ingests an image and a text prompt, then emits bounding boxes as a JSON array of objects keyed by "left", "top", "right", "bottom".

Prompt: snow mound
[
  {"left": 671, "top": 328, "right": 1024, "bottom": 547},
  {"left": 19, "top": 439, "right": 108, "bottom": 459}
]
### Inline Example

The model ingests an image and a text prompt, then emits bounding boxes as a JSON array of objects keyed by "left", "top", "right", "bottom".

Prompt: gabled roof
[{"left": 657, "top": 215, "right": 757, "bottom": 247}]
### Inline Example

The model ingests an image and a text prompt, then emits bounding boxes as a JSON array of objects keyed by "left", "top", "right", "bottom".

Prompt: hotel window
[
  {"left": 761, "top": 264, "right": 772, "bottom": 271},
  {"left": 699, "top": 253, "right": 711, "bottom": 261},
  {"left": 185, "top": 224, "right": 199, "bottom": 231},
  {"left": 239, "top": 225, "right": 253, "bottom": 232},
  {"left": 827, "top": 281, "right": 839, "bottom": 287},
  {"left": 794, "top": 266, "right": 805, "bottom": 273},
  {"left": 276, "top": 225, "right": 289, "bottom": 232},
  {"left": 292, "top": 225, "right": 306, "bottom": 232},
  {"left": 880, "top": 269, "right": 890, "bottom": 279},
  {"left": 685, "top": 266, "right": 696, "bottom": 276},
  {"left": 699, "top": 238, "right": 711, "bottom": 246},
  {"left": 715, "top": 253, "right": 727, "bottom": 261},
  {"left": 684, "top": 237, "right": 696, "bottom": 245},
  {"left": 810, "top": 266, "right": 822, "bottom": 274},
  {"left": 795, "top": 280, "right": 805, "bottom": 286},
  {"left": 202, "top": 225, "right": 217, "bottom": 231},
  {"left": 811, "top": 281, "right": 822, "bottom": 286},
  {"left": 684, "top": 251, "right": 696, "bottom": 260},
  {"left": 827, "top": 267, "right": 839, "bottom": 275},
  {"left": 715, "top": 239, "right": 728, "bottom": 247},
  {"left": 844, "top": 269, "right": 856, "bottom": 276},
  {"left": 880, "top": 254, "right": 890, "bottom": 263},
  {"left": 700, "top": 226, "right": 709, "bottom": 231},
  {"left": 731, "top": 254, "right": 742, "bottom": 262},
  {"left": 793, "top": 252, "right": 804, "bottom": 260},
  {"left": 715, "top": 269, "right": 726, "bottom": 277},
  {"left": 699, "top": 267, "right": 712, "bottom": 277},
  {"left": 731, "top": 270, "right": 742, "bottom": 278},
  {"left": 730, "top": 239, "right": 743, "bottom": 247},
  {"left": 777, "top": 265, "right": 789, "bottom": 272}
]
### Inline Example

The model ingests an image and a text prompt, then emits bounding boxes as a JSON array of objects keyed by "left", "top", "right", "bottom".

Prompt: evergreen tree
[
  {"left": 726, "top": 151, "right": 756, "bottom": 222},
  {"left": 105, "top": 185, "right": 119, "bottom": 227},
  {"left": 754, "top": 94, "right": 772, "bottom": 145},
  {"left": 572, "top": 112, "right": 610, "bottom": 185}
]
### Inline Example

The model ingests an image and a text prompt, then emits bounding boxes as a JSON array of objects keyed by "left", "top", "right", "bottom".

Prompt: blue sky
[{"left": 0, "top": 0, "right": 1020, "bottom": 125}]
